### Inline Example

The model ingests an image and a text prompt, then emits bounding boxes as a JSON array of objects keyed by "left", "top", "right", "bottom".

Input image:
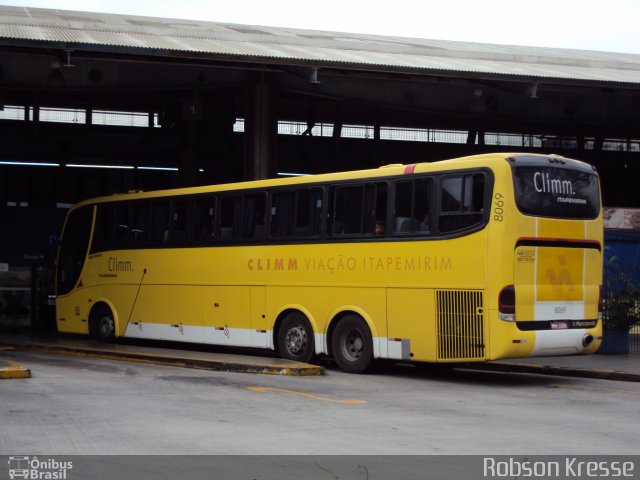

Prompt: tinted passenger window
[
  {"left": 271, "top": 191, "right": 295, "bottom": 237},
  {"left": 172, "top": 200, "right": 191, "bottom": 243},
  {"left": 332, "top": 186, "right": 363, "bottom": 235},
  {"left": 242, "top": 193, "right": 266, "bottom": 240},
  {"left": 271, "top": 188, "right": 322, "bottom": 238},
  {"left": 132, "top": 203, "right": 150, "bottom": 246},
  {"left": 114, "top": 204, "right": 131, "bottom": 248},
  {"left": 220, "top": 193, "right": 267, "bottom": 242},
  {"left": 330, "top": 183, "right": 386, "bottom": 236},
  {"left": 394, "top": 178, "right": 433, "bottom": 235},
  {"left": 220, "top": 196, "right": 241, "bottom": 241},
  {"left": 193, "top": 196, "right": 216, "bottom": 243},
  {"left": 365, "top": 183, "right": 388, "bottom": 236},
  {"left": 150, "top": 202, "right": 170, "bottom": 246},
  {"left": 439, "top": 173, "right": 485, "bottom": 233}
]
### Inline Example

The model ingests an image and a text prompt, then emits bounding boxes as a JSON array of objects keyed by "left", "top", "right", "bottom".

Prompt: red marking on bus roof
[{"left": 404, "top": 164, "right": 416, "bottom": 174}]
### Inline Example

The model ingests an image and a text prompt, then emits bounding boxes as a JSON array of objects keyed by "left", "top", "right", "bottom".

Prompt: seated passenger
[{"left": 419, "top": 214, "right": 431, "bottom": 233}]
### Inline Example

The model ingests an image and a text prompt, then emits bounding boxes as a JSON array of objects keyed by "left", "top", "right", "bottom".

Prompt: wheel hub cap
[
  {"left": 345, "top": 331, "right": 363, "bottom": 360},
  {"left": 286, "top": 325, "right": 307, "bottom": 354}
]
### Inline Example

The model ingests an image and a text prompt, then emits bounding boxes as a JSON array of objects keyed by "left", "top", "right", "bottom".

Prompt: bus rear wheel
[
  {"left": 277, "top": 312, "right": 315, "bottom": 363},
  {"left": 331, "top": 315, "right": 373, "bottom": 374},
  {"left": 90, "top": 305, "right": 115, "bottom": 342}
]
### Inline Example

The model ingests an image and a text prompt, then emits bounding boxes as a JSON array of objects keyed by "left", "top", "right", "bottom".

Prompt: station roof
[{"left": 1, "top": 5, "right": 640, "bottom": 85}]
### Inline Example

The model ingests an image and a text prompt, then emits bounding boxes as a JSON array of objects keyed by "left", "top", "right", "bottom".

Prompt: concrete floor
[{"left": 2, "top": 350, "right": 639, "bottom": 456}]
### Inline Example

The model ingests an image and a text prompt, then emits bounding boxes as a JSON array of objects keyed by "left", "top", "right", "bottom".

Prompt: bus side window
[
  {"left": 415, "top": 178, "right": 433, "bottom": 235},
  {"left": 271, "top": 191, "right": 295, "bottom": 238},
  {"left": 114, "top": 203, "right": 131, "bottom": 248},
  {"left": 219, "top": 196, "right": 241, "bottom": 241},
  {"left": 305, "top": 188, "right": 323, "bottom": 236},
  {"left": 394, "top": 179, "right": 432, "bottom": 235},
  {"left": 394, "top": 181, "right": 414, "bottom": 234},
  {"left": 193, "top": 196, "right": 216, "bottom": 243},
  {"left": 150, "top": 201, "right": 170, "bottom": 246},
  {"left": 364, "top": 182, "right": 387, "bottom": 236},
  {"left": 272, "top": 188, "right": 323, "bottom": 238},
  {"left": 171, "top": 200, "right": 191, "bottom": 244},
  {"left": 470, "top": 174, "right": 485, "bottom": 213},
  {"left": 131, "top": 203, "right": 151, "bottom": 247},
  {"left": 439, "top": 173, "right": 485, "bottom": 233},
  {"left": 241, "top": 193, "right": 266, "bottom": 240},
  {"left": 332, "top": 185, "right": 363, "bottom": 236}
]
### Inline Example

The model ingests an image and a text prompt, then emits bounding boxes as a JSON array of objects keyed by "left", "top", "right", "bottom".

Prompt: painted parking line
[{"left": 247, "top": 386, "right": 366, "bottom": 404}]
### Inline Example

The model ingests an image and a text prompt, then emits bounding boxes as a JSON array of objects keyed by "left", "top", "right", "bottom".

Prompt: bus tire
[
  {"left": 331, "top": 315, "right": 373, "bottom": 374},
  {"left": 90, "top": 305, "right": 115, "bottom": 342},
  {"left": 277, "top": 312, "right": 316, "bottom": 363}
]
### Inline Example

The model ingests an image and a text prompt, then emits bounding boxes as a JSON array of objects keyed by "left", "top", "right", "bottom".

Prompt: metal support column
[{"left": 245, "top": 83, "right": 275, "bottom": 180}]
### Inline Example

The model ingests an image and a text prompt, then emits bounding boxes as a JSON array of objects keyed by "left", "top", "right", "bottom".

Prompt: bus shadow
[
  {"left": 41, "top": 332, "right": 578, "bottom": 387},
  {"left": 357, "top": 360, "right": 575, "bottom": 387}
]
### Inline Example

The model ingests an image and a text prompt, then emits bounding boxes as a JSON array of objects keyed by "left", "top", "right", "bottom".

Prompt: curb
[
  {"left": 0, "top": 354, "right": 32, "bottom": 379},
  {"left": 462, "top": 361, "right": 640, "bottom": 382},
  {"left": 1, "top": 342, "right": 325, "bottom": 376},
  {"left": 0, "top": 366, "right": 32, "bottom": 379}
]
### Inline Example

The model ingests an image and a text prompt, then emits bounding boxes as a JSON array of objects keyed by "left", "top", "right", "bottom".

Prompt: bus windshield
[{"left": 512, "top": 165, "right": 600, "bottom": 219}]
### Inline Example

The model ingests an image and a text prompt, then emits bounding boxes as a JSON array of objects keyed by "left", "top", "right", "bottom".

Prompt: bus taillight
[
  {"left": 598, "top": 285, "right": 603, "bottom": 320},
  {"left": 499, "top": 285, "right": 516, "bottom": 322}
]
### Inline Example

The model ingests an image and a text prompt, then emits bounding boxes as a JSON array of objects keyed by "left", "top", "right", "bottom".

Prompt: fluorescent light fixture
[
  {"left": 66, "top": 163, "right": 134, "bottom": 170},
  {"left": 277, "top": 172, "right": 310, "bottom": 177},
  {"left": 0, "top": 161, "right": 60, "bottom": 167},
  {"left": 199, "top": 168, "right": 204, "bottom": 172},
  {"left": 137, "top": 166, "right": 179, "bottom": 171}
]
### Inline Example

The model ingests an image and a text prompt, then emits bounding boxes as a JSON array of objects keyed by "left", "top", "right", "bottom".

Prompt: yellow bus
[{"left": 55, "top": 152, "right": 603, "bottom": 373}]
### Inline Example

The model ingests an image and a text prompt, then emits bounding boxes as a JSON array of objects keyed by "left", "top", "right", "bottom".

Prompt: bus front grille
[{"left": 436, "top": 289, "right": 485, "bottom": 360}]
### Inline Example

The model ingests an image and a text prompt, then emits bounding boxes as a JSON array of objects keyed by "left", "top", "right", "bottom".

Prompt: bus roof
[{"left": 71, "top": 152, "right": 594, "bottom": 208}]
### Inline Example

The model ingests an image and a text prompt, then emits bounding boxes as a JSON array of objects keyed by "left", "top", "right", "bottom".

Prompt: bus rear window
[{"left": 513, "top": 166, "right": 600, "bottom": 219}]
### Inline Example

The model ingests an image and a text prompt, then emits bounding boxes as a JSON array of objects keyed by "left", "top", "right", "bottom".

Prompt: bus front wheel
[
  {"left": 277, "top": 312, "right": 316, "bottom": 363},
  {"left": 90, "top": 305, "right": 115, "bottom": 342},
  {"left": 331, "top": 315, "right": 373, "bottom": 374}
]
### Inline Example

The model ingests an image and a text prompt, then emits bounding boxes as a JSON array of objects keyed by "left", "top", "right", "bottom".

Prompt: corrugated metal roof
[{"left": 1, "top": 5, "right": 640, "bottom": 84}]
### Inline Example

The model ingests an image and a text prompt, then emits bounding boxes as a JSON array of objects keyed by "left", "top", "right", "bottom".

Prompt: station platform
[{"left": 0, "top": 334, "right": 324, "bottom": 376}]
